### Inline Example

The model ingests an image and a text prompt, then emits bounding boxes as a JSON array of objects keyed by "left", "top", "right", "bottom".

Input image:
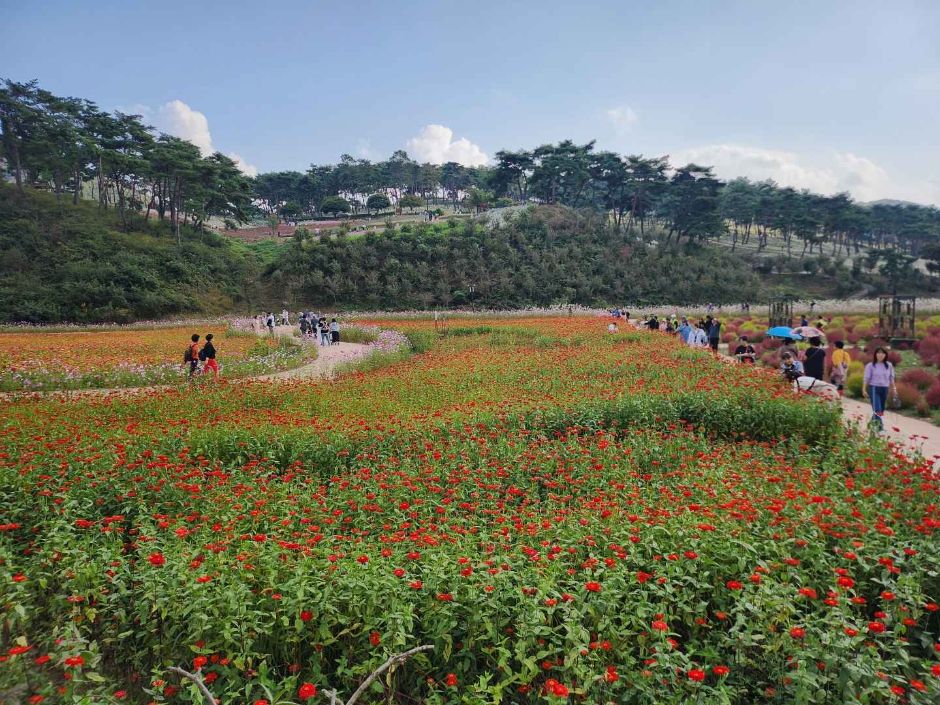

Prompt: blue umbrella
[{"left": 766, "top": 326, "right": 803, "bottom": 340}]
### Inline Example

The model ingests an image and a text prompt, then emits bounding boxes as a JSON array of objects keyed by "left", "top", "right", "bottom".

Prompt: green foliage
[
  {"left": 271, "top": 205, "right": 766, "bottom": 308},
  {"left": 320, "top": 195, "right": 351, "bottom": 216},
  {"left": 0, "top": 184, "right": 265, "bottom": 322},
  {"left": 366, "top": 193, "right": 391, "bottom": 214}
]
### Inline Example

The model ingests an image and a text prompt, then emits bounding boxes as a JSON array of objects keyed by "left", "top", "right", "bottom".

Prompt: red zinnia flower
[
  {"left": 193, "top": 656, "right": 208, "bottom": 670},
  {"left": 300, "top": 610, "right": 313, "bottom": 622},
  {"left": 585, "top": 581, "right": 601, "bottom": 592},
  {"left": 298, "top": 682, "right": 317, "bottom": 699},
  {"left": 148, "top": 552, "right": 165, "bottom": 566},
  {"left": 369, "top": 631, "right": 381, "bottom": 647},
  {"left": 688, "top": 669, "right": 706, "bottom": 682},
  {"left": 726, "top": 580, "right": 743, "bottom": 590},
  {"left": 445, "top": 673, "right": 458, "bottom": 687},
  {"left": 713, "top": 665, "right": 730, "bottom": 676},
  {"left": 64, "top": 656, "right": 85, "bottom": 668},
  {"left": 868, "top": 621, "right": 885, "bottom": 634},
  {"left": 789, "top": 627, "right": 806, "bottom": 639},
  {"left": 651, "top": 620, "right": 668, "bottom": 631}
]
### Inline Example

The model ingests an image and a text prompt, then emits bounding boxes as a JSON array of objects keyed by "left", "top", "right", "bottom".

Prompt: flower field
[
  {"left": 0, "top": 328, "right": 310, "bottom": 392},
  {"left": 1, "top": 318, "right": 938, "bottom": 704}
]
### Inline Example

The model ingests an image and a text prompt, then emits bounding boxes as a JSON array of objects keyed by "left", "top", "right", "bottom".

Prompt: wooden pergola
[
  {"left": 878, "top": 295, "right": 916, "bottom": 345},
  {"left": 768, "top": 296, "right": 795, "bottom": 329}
]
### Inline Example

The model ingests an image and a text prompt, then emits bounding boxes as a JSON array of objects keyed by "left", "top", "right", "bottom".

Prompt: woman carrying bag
[{"left": 862, "top": 347, "right": 897, "bottom": 432}]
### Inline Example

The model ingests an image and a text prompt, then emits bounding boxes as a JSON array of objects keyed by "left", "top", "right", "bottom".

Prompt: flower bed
[{"left": 0, "top": 319, "right": 937, "bottom": 704}]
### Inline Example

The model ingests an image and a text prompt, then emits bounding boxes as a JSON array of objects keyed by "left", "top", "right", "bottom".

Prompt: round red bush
[
  {"left": 894, "top": 381, "right": 922, "bottom": 409},
  {"left": 900, "top": 368, "right": 935, "bottom": 391},
  {"left": 925, "top": 382, "right": 940, "bottom": 408}
]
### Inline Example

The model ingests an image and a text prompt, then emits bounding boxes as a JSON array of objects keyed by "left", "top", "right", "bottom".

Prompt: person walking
[
  {"left": 266, "top": 312, "right": 275, "bottom": 335},
  {"left": 863, "top": 348, "right": 896, "bottom": 432},
  {"left": 829, "top": 340, "right": 850, "bottom": 392},
  {"left": 802, "top": 336, "right": 826, "bottom": 381},
  {"left": 688, "top": 321, "right": 708, "bottom": 348},
  {"left": 677, "top": 317, "right": 692, "bottom": 343},
  {"left": 319, "top": 317, "right": 330, "bottom": 347},
  {"left": 201, "top": 333, "right": 219, "bottom": 377},
  {"left": 184, "top": 334, "right": 200, "bottom": 378},
  {"left": 708, "top": 318, "right": 721, "bottom": 351},
  {"left": 329, "top": 318, "right": 340, "bottom": 345}
]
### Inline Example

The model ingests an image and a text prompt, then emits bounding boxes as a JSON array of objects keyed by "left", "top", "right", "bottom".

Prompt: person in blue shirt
[{"left": 677, "top": 317, "right": 692, "bottom": 343}]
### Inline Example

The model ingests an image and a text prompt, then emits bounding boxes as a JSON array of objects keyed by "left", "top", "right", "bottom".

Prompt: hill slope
[{"left": 0, "top": 185, "right": 268, "bottom": 323}]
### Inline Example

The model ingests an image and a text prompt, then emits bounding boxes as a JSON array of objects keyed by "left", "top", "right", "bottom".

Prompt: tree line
[
  {"left": 0, "top": 79, "right": 253, "bottom": 243},
  {"left": 3, "top": 78, "right": 939, "bottom": 265}
]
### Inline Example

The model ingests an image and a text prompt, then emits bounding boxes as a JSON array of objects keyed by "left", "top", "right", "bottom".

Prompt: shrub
[
  {"left": 894, "top": 381, "right": 922, "bottom": 409},
  {"left": 900, "top": 368, "right": 935, "bottom": 391},
  {"left": 917, "top": 336, "right": 940, "bottom": 366},
  {"left": 824, "top": 327, "right": 844, "bottom": 343},
  {"left": 925, "top": 382, "right": 940, "bottom": 408},
  {"left": 845, "top": 373, "right": 865, "bottom": 398}
]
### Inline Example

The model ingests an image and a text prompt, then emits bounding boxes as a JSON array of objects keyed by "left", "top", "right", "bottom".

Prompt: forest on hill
[{"left": 3, "top": 78, "right": 940, "bottom": 321}]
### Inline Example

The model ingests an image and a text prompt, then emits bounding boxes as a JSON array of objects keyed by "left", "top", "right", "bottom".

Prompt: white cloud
[
  {"left": 405, "top": 124, "right": 489, "bottom": 166},
  {"left": 153, "top": 99, "right": 257, "bottom": 176},
  {"left": 671, "top": 143, "right": 939, "bottom": 205},
  {"left": 606, "top": 105, "right": 638, "bottom": 132}
]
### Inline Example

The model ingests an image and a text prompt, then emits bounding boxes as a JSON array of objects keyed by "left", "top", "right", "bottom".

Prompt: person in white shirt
[{"left": 687, "top": 322, "right": 709, "bottom": 348}]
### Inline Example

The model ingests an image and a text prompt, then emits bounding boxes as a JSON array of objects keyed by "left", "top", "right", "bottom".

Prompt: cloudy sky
[{"left": 4, "top": 0, "right": 939, "bottom": 204}]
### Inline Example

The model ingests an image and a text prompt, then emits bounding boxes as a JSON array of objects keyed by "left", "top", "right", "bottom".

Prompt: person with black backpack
[{"left": 184, "top": 334, "right": 200, "bottom": 377}]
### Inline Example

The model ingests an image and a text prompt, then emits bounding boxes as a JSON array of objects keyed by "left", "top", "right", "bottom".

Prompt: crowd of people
[
  {"left": 625, "top": 308, "right": 897, "bottom": 432},
  {"left": 298, "top": 313, "right": 341, "bottom": 346}
]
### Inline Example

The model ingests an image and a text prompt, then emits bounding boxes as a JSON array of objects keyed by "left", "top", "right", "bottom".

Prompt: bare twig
[
  {"left": 323, "top": 688, "right": 339, "bottom": 705},
  {"left": 168, "top": 666, "right": 216, "bottom": 705},
  {"left": 344, "top": 644, "right": 434, "bottom": 705}
]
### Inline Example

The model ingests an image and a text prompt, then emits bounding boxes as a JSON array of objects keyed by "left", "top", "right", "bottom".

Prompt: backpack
[
  {"left": 198, "top": 347, "right": 207, "bottom": 361},
  {"left": 184, "top": 345, "right": 194, "bottom": 363}
]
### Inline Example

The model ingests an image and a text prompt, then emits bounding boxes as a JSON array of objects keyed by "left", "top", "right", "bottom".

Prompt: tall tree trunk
[{"left": 73, "top": 166, "right": 81, "bottom": 205}]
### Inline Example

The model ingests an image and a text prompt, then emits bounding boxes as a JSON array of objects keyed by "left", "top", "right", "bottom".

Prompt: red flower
[
  {"left": 393, "top": 568, "right": 405, "bottom": 578},
  {"left": 651, "top": 620, "right": 668, "bottom": 631},
  {"left": 636, "top": 571, "right": 654, "bottom": 583},
  {"left": 298, "top": 682, "right": 317, "bottom": 699},
  {"left": 64, "top": 656, "right": 85, "bottom": 668},
  {"left": 789, "top": 627, "right": 806, "bottom": 639},
  {"left": 34, "top": 654, "right": 51, "bottom": 665},
  {"left": 713, "top": 665, "right": 730, "bottom": 676},
  {"left": 836, "top": 576, "right": 854, "bottom": 589},
  {"left": 195, "top": 575, "right": 212, "bottom": 583},
  {"left": 726, "top": 580, "right": 743, "bottom": 590},
  {"left": 254, "top": 700, "right": 269, "bottom": 705},
  {"left": 193, "top": 656, "right": 208, "bottom": 670},
  {"left": 300, "top": 610, "right": 313, "bottom": 622},
  {"left": 604, "top": 666, "right": 619, "bottom": 682},
  {"left": 585, "top": 581, "right": 601, "bottom": 592},
  {"left": 844, "top": 627, "right": 858, "bottom": 636},
  {"left": 369, "top": 631, "right": 381, "bottom": 647},
  {"left": 445, "top": 673, "right": 458, "bottom": 687},
  {"left": 147, "top": 552, "right": 165, "bottom": 566},
  {"left": 932, "top": 663, "right": 940, "bottom": 677},
  {"left": 436, "top": 593, "right": 453, "bottom": 602},
  {"left": 409, "top": 580, "right": 423, "bottom": 590},
  {"left": 12, "top": 574, "right": 26, "bottom": 582},
  {"left": 798, "top": 587, "right": 817, "bottom": 599},
  {"left": 688, "top": 669, "right": 706, "bottom": 682},
  {"left": 868, "top": 621, "right": 886, "bottom": 634}
]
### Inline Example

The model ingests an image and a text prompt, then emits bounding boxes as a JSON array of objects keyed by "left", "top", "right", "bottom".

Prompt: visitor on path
[
  {"left": 330, "top": 318, "right": 340, "bottom": 345},
  {"left": 780, "top": 351, "right": 804, "bottom": 381},
  {"left": 319, "top": 317, "right": 330, "bottom": 346},
  {"left": 281, "top": 309, "right": 290, "bottom": 326},
  {"left": 200, "top": 334, "right": 218, "bottom": 377},
  {"left": 708, "top": 318, "right": 721, "bottom": 351},
  {"left": 800, "top": 314, "right": 809, "bottom": 327},
  {"left": 829, "top": 340, "right": 850, "bottom": 392},
  {"left": 802, "top": 336, "right": 826, "bottom": 381},
  {"left": 607, "top": 322, "right": 618, "bottom": 333},
  {"left": 688, "top": 321, "right": 708, "bottom": 348},
  {"left": 733, "top": 336, "right": 756, "bottom": 363},
  {"left": 677, "top": 317, "right": 692, "bottom": 343},
  {"left": 266, "top": 313, "right": 275, "bottom": 335},
  {"left": 863, "top": 347, "right": 897, "bottom": 432},
  {"left": 299, "top": 314, "right": 309, "bottom": 338},
  {"left": 184, "top": 334, "right": 200, "bottom": 378}
]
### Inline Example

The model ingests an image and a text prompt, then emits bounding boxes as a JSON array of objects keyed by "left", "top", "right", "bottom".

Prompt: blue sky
[{"left": 3, "top": 0, "right": 939, "bottom": 203}]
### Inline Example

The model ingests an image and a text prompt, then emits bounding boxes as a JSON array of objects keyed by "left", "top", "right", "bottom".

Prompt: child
[{"left": 185, "top": 334, "right": 200, "bottom": 377}]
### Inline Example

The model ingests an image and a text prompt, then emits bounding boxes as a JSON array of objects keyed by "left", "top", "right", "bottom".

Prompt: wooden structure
[
  {"left": 768, "top": 296, "right": 795, "bottom": 329},
  {"left": 878, "top": 295, "right": 916, "bottom": 345}
]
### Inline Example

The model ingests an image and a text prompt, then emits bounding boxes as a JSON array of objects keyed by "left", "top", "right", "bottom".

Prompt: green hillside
[{"left": 0, "top": 185, "right": 268, "bottom": 323}]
